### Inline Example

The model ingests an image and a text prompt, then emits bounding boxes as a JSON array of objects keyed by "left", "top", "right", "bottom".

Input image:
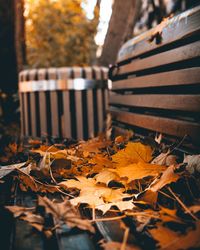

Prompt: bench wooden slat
[
  {"left": 75, "top": 91, "right": 84, "bottom": 140},
  {"left": 110, "top": 109, "right": 200, "bottom": 145},
  {"left": 97, "top": 89, "right": 104, "bottom": 133},
  {"left": 50, "top": 91, "right": 59, "bottom": 137},
  {"left": 62, "top": 91, "right": 71, "bottom": 138},
  {"left": 39, "top": 92, "right": 48, "bottom": 137},
  {"left": 118, "top": 5, "right": 200, "bottom": 62},
  {"left": 19, "top": 93, "right": 25, "bottom": 136},
  {"left": 23, "top": 93, "right": 29, "bottom": 136},
  {"left": 111, "top": 67, "right": 200, "bottom": 90},
  {"left": 118, "top": 41, "right": 200, "bottom": 76},
  {"left": 30, "top": 93, "right": 37, "bottom": 137},
  {"left": 109, "top": 93, "right": 200, "bottom": 112},
  {"left": 87, "top": 89, "right": 94, "bottom": 138}
]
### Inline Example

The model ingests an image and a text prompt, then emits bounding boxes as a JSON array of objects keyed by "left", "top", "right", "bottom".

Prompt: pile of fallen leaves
[{"left": 0, "top": 134, "right": 200, "bottom": 249}]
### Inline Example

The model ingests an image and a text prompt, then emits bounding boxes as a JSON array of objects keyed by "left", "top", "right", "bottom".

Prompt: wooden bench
[{"left": 109, "top": 6, "right": 200, "bottom": 152}]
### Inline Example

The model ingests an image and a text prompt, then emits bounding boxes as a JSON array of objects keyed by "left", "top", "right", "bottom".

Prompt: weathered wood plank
[
  {"left": 118, "top": 5, "right": 200, "bottom": 62},
  {"left": 110, "top": 109, "right": 200, "bottom": 145},
  {"left": 39, "top": 92, "right": 48, "bottom": 137},
  {"left": 62, "top": 91, "right": 71, "bottom": 138},
  {"left": 23, "top": 93, "right": 29, "bottom": 136},
  {"left": 50, "top": 91, "right": 59, "bottom": 137},
  {"left": 30, "top": 93, "right": 37, "bottom": 137},
  {"left": 109, "top": 93, "right": 200, "bottom": 112},
  {"left": 118, "top": 41, "right": 200, "bottom": 75},
  {"left": 111, "top": 67, "right": 200, "bottom": 90},
  {"left": 75, "top": 91, "right": 83, "bottom": 140},
  {"left": 87, "top": 90, "right": 94, "bottom": 138},
  {"left": 97, "top": 89, "right": 104, "bottom": 133}
]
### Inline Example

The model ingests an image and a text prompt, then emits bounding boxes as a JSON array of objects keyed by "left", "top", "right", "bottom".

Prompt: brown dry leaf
[
  {"left": 155, "top": 134, "right": 162, "bottom": 144},
  {"left": 184, "top": 154, "right": 200, "bottom": 174},
  {"left": 148, "top": 17, "right": 170, "bottom": 44},
  {"left": 18, "top": 173, "right": 39, "bottom": 192},
  {"left": 112, "top": 142, "right": 153, "bottom": 167},
  {"left": 18, "top": 173, "right": 58, "bottom": 193},
  {"left": 5, "top": 205, "right": 49, "bottom": 236},
  {"left": 137, "top": 190, "right": 158, "bottom": 208},
  {"left": 159, "top": 206, "right": 184, "bottom": 223},
  {"left": 146, "top": 165, "right": 180, "bottom": 193},
  {"left": 89, "top": 155, "right": 113, "bottom": 169},
  {"left": 0, "top": 162, "right": 27, "bottom": 179},
  {"left": 79, "top": 138, "right": 111, "bottom": 154},
  {"left": 31, "top": 145, "right": 71, "bottom": 160},
  {"left": 5, "top": 205, "right": 35, "bottom": 217},
  {"left": 0, "top": 143, "right": 24, "bottom": 163},
  {"left": 38, "top": 196, "right": 94, "bottom": 233},
  {"left": 101, "top": 241, "right": 141, "bottom": 250},
  {"left": 138, "top": 165, "right": 180, "bottom": 207},
  {"left": 149, "top": 222, "right": 200, "bottom": 250},
  {"left": 151, "top": 150, "right": 170, "bottom": 165},
  {"left": 111, "top": 162, "right": 166, "bottom": 183},
  {"left": 186, "top": 205, "right": 200, "bottom": 214}
]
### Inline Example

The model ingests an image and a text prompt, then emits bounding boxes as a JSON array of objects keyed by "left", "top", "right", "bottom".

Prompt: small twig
[
  {"left": 125, "top": 211, "right": 159, "bottom": 219},
  {"left": 49, "top": 166, "right": 57, "bottom": 185},
  {"left": 159, "top": 190, "right": 176, "bottom": 201},
  {"left": 168, "top": 187, "right": 198, "bottom": 221},
  {"left": 91, "top": 215, "right": 126, "bottom": 222},
  {"left": 121, "top": 227, "right": 129, "bottom": 250},
  {"left": 170, "top": 135, "right": 187, "bottom": 154},
  {"left": 55, "top": 187, "right": 75, "bottom": 198},
  {"left": 92, "top": 206, "right": 95, "bottom": 221}
]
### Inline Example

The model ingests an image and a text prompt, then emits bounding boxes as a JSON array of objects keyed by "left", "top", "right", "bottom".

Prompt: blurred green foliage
[{"left": 26, "top": 0, "right": 99, "bottom": 67}]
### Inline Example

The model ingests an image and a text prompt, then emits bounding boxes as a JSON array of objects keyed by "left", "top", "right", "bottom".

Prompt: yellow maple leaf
[
  {"left": 95, "top": 200, "right": 135, "bottom": 214},
  {"left": 94, "top": 170, "right": 120, "bottom": 185},
  {"left": 111, "top": 162, "right": 166, "bottom": 183},
  {"left": 112, "top": 142, "right": 153, "bottom": 167},
  {"left": 60, "top": 176, "right": 131, "bottom": 211}
]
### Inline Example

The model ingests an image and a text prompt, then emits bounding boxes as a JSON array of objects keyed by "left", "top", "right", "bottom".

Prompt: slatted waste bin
[
  {"left": 19, "top": 67, "right": 108, "bottom": 140},
  {"left": 109, "top": 6, "right": 200, "bottom": 148}
]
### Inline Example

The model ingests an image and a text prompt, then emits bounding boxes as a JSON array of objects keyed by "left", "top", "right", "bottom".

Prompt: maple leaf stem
[{"left": 168, "top": 187, "right": 198, "bottom": 221}]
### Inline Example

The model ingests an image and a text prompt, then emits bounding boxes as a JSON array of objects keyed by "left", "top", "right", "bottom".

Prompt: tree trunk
[
  {"left": 15, "top": 0, "right": 26, "bottom": 73},
  {"left": 99, "top": 0, "right": 140, "bottom": 66},
  {"left": 0, "top": 0, "right": 25, "bottom": 94}
]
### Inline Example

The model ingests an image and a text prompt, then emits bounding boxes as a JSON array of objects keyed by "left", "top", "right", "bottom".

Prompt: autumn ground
[{"left": 0, "top": 134, "right": 200, "bottom": 249}]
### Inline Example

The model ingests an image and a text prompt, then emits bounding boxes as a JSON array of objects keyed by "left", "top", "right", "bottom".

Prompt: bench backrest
[{"left": 109, "top": 6, "right": 200, "bottom": 149}]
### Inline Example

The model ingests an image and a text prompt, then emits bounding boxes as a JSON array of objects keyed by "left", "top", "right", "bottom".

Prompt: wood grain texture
[
  {"left": 110, "top": 109, "right": 200, "bottom": 145},
  {"left": 109, "top": 93, "right": 200, "bottom": 112},
  {"left": 30, "top": 92, "right": 37, "bottom": 137},
  {"left": 118, "top": 41, "right": 200, "bottom": 75},
  {"left": 111, "top": 67, "right": 200, "bottom": 90},
  {"left": 50, "top": 91, "right": 59, "bottom": 137},
  {"left": 62, "top": 91, "right": 71, "bottom": 138},
  {"left": 23, "top": 93, "right": 29, "bottom": 136},
  {"left": 75, "top": 91, "right": 83, "bottom": 140},
  {"left": 118, "top": 5, "right": 200, "bottom": 62},
  {"left": 39, "top": 92, "right": 47, "bottom": 136}
]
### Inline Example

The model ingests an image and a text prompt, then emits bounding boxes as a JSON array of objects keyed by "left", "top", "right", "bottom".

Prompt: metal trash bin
[{"left": 19, "top": 67, "right": 108, "bottom": 140}]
